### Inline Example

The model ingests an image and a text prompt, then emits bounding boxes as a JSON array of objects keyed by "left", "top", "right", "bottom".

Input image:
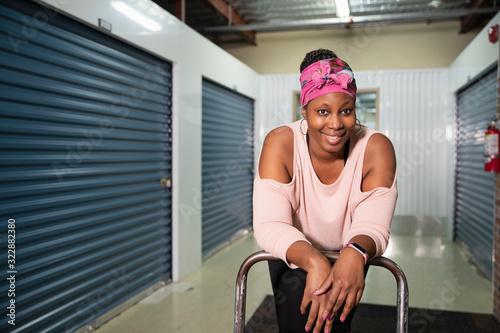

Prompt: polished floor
[{"left": 94, "top": 216, "right": 493, "bottom": 333}]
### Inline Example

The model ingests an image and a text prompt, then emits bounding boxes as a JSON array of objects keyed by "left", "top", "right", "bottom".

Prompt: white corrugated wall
[
  {"left": 258, "top": 68, "right": 450, "bottom": 217},
  {"left": 256, "top": 74, "right": 299, "bottom": 148}
]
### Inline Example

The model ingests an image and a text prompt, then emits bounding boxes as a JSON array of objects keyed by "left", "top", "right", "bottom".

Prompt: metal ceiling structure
[{"left": 153, "top": 0, "right": 499, "bottom": 45}]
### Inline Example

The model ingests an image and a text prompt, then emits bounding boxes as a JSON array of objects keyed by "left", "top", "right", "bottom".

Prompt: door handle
[{"left": 160, "top": 178, "right": 172, "bottom": 188}]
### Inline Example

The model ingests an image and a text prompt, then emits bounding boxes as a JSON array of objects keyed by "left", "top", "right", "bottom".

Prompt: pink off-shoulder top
[{"left": 253, "top": 120, "right": 398, "bottom": 268}]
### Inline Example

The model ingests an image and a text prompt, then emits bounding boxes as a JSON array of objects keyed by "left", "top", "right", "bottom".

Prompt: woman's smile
[{"left": 321, "top": 131, "right": 345, "bottom": 145}]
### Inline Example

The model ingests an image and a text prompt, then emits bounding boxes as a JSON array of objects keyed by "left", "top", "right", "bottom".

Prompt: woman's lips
[{"left": 321, "top": 132, "right": 344, "bottom": 145}]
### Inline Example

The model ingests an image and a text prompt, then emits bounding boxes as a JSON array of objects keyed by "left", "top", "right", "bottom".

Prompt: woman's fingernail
[
  {"left": 340, "top": 317, "right": 346, "bottom": 323},
  {"left": 325, "top": 330, "right": 331, "bottom": 333},
  {"left": 305, "top": 327, "right": 311, "bottom": 332},
  {"left": 328, "top": 314, "right": 334, "bottom": 320},
  {"left": 301, "top": 311, "right": 305, "bottom": 315},
  {"left": 322, "top": 313, "right": 328, "bottom": 321},
  {"left": 313, "top": 289, "right": 318, "bottom": 295}
]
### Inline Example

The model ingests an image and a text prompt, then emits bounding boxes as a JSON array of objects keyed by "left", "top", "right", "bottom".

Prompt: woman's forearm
[{"left": 286, "top": 240, "right": 331, "bottom": 272}]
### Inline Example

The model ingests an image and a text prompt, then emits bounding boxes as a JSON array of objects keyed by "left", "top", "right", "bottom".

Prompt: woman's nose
[{"left": 327, "top": 115, "right": 343, "bottom": 129}]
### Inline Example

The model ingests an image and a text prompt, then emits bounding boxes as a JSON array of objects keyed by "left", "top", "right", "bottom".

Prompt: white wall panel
[
  {"left": 449, "top": 11, "right": 500, "bottom": 93},
  {"left": 259, "top": 68, "right": 450, "bottom": 217},
  {"left": 255, "top": 74, "right": 299, "bottom": 163}
]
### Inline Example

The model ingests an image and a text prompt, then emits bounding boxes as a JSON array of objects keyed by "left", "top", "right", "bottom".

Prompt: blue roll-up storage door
[
  {"left": 454, "top": 64, "right": 497, "bottom": 278},
  {"left": 201, "top": 79, "right": 254, "bottom": 256},
  {"left": 0, "top": 1, "right": 172, "bottom": 332}
]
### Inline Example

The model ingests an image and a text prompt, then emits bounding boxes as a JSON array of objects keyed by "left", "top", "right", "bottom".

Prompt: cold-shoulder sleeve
[
  {"left": 344, "top": 177, "right": 398, "bottom": 257},
  {"left": 253, "top": 176, "right": 309, "bottom": 267}
]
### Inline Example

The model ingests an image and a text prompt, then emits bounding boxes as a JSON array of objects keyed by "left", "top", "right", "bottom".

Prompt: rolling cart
[{"left": 234, "top": 251, "right": 409, "bottom": 333}]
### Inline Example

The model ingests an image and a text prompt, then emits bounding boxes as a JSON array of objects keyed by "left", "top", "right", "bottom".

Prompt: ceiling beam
[
  {"left": 199, "top": 7, "right": 499, "bottom": 33},
  {"left": 175, "top": 0, "right": 185, "bottom": 22},
  {"left": 201, "top": 0, "right": 256, "bottom": 45},
  {"left": 460, "top": 0, "right": 487, "bottom": 33}
]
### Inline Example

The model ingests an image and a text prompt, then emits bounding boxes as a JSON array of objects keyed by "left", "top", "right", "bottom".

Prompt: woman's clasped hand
[{"left": 302, "top": 249, "right": 366, "bottom": 333}]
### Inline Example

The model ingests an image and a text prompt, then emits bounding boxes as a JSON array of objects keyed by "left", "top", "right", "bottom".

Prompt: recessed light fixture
[
  {"left": 335, "top": 0, "right": 350, "bottom": 19},
  {"left": 111, "top": 1, "right": 162, "bottom": 31}
]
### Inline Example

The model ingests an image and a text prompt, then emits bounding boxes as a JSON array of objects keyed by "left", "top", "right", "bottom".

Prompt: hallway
[{"left": 94, "top": 216, "right": 493, "bottom": 332}]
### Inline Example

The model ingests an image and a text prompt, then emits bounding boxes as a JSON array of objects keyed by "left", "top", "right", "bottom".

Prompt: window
[{"left": 356, "top": 90, "right": 379, "bottom": 130}]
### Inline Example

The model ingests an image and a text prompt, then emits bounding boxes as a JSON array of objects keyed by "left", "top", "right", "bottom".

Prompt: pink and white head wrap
[{"left": 299, "top": 57, "right": 357, "bottom": 106}]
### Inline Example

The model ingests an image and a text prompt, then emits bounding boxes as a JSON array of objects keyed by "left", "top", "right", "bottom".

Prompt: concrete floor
[{"left": 94, "top": 216, "right": 493, "bottom": 332}]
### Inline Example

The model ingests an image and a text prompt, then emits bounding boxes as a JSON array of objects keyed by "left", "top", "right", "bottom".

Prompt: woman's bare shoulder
[
  {"left": 362, "top": 133, "right": 396, "bottom": 190},
  {"left": 264, "top": 126, "right": 294, "bottom": 146},
  {"left": 259, "top": 126, "right": 294, "bottom": 183}
]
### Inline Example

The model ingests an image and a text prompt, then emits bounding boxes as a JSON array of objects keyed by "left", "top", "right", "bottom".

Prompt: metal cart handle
[{"left": 234, "top": 250, "right": 409, "bottom": 333}]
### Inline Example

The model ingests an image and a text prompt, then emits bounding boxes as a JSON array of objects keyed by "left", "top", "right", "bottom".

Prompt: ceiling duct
[{"left": 199, "top": 7, "right": 499, "bottom": 33}]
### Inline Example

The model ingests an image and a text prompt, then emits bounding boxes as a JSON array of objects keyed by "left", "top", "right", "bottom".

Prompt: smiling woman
[
  {"left": 303, "top": 93, "right": 356, "bottom": 158},
  {"left": 253, "top": 48, "right": 397, "bottom": 333}
]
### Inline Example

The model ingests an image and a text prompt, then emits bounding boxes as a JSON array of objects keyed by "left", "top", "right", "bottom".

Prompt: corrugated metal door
[
  {"left": 0, "top": 1, "right": 172, "bottom": 332},
  {"left": 454, "top": 64, "right": 497, "bottom": 278},
  {"left": 201, "top": 79, "right": 254, "bottom": 256}
]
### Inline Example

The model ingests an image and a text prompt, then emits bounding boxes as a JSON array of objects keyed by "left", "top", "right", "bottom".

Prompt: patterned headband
[{"left": 299, "top": 57, "right": 357, "bottom": 106}]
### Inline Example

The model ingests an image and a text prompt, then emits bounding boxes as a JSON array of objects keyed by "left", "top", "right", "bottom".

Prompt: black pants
[{"left": 268, "top": 260, "right": 361, "bottom": 333}]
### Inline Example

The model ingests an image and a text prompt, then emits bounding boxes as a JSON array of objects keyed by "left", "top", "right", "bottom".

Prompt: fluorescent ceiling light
[
  {"left": 335, "top": 0, "right": 350, "bottom": 19},
  {"left": 112, "top": 1, "right": 162, "bottom": 31}
]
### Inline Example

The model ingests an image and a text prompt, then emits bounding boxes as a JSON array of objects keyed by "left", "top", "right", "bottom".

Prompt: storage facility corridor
[{"left": 1, "top": 0, "right": 500, "bottom": 332}]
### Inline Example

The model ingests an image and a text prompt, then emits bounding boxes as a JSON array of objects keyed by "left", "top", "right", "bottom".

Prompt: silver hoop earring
[{"left": 300, "top": 119, "right": 307, "bottom": 135}]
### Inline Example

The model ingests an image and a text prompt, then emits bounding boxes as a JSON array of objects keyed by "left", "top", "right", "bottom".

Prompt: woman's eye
[
  {"left": 318, "top": 109, "right": 328, "bottom": 115},
  {"left": 342, "top": 109, "right": 353, "bottom": 115}
]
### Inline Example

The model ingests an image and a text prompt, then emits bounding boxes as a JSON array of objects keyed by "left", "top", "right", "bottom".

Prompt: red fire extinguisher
[{"left": 485, "top": 117, "right": 500, "bottom": 172}]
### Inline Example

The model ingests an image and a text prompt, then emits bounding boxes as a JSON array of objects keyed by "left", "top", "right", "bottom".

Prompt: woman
[{"left": 253, "top": 48, "right": 397, "bottom": 333}]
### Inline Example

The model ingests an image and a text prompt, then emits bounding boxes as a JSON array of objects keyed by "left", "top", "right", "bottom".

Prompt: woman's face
[{"left": 302, "top": 92, "right": 356, "bottom": 157}]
